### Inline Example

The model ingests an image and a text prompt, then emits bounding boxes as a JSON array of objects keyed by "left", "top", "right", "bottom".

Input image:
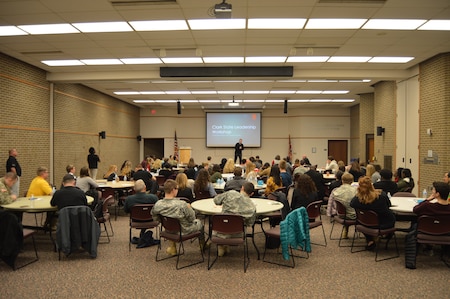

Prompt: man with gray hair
[
  {"left": 0, "top": 172, "right": 18, "bottom": 205},
  {"left": 124, "top": 179, "right": 158, "bottom": 214}
]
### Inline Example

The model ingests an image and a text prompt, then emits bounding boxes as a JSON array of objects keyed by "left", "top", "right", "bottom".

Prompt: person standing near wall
[
  {"left": 234, "top": 138, "right": 244, "bottom": 164},
  {"left": 87, "top": 147, "right": 100, "bottom": 180},
  {"left": 5, "top": 148, "right": 21, "bottom": 197}
]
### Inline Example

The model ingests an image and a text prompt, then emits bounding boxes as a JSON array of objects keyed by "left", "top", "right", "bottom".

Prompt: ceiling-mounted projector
[{"left": 214, "top": 1, "right": 232, "bottom": 19}]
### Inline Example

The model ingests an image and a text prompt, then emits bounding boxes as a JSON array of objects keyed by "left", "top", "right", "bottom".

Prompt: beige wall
[
  {"left": 140, "top": 107, "right": 352, "bottom": 168},
  {"left": 0, "top": 53, "right": 140, "bottom": 195},
  {"left": 419, "top": 53, "right": 450, "bottom": 191},
  {"left": 358, "top": 93, "right": 375, "bottom": 164},
  {"left": 350, "top": 104, "right": 360, "bottom": 161}
]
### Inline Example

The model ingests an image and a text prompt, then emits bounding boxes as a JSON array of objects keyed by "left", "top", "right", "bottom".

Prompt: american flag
[
  {"left": 288, "top": 134, "right": 293, "bottom": 161},
  {"left": 174, "top": 131, "right": 179, "bottom": 159}
]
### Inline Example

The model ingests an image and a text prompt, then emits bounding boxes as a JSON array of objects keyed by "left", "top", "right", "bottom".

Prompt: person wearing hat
[{"left": 50, "top": 174, "right": 87, "bottom": 210}]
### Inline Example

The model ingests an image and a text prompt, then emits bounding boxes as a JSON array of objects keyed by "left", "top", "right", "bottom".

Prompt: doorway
[
  {"left": 144, "top": 138, "right": 164, "bottom": 158},
  {"left": 366, "top": 134, "right": 374, "bottom": 164},
  {"left": 327, "top": 140, "right": 348, "bottom": 165}
]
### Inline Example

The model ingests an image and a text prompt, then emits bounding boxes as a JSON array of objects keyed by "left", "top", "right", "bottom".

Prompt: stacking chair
[
  {"left": 208, "top": 214, "right": 249, "bottom": 272},
  {"left": 99, "top": 187, "right": 120, "bottom": 220},
  {"left": 392, "top": 192, "right": 416, "bottom": 198},
  {"left": 97, "top": 195, "right": 115, "bottom": 243},
  {"left": 129, "top": 204, "right": 159, "bottom": 251},
  {"left": 351, "top": 209, "right": 399, "bottom": 262},
  {"left": 262, "top": 207, "right": 310, "bottom": 268},
  {"left": 416, "top": 215, "right": 450, "bottom": 267},
  {"left": 306, "top": 200, "right": 327, "bottom": 247},
  {"left": 329, "top": 201, "right": 357, "bottom": 247},
  {"left": 194, "top": 190, "right": 211, "bottom": 201},
  {"left": 156, "top": 215, "right": 204, "bottom": 270},
  {"left": 15, "top": 229, "right": 39, "bottom": 270}
]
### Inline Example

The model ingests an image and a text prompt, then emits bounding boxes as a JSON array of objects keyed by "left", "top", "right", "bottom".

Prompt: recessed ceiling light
[
  {"left": 154, "top": 100, "right": 178, "bottom": 103},
  {"left": 72, "top": 22, "right": 133, "bottom": 33},
  {"left": 190, "top": 91, "right": 217, "bottom": 94},
  {"left": 368, "top": 57, "right": 414, "bottom": 63},
  {"left": 165, "top": 91, "right": 191, "bottom": 95},
  {"left": 18, "top": 23, "right": 79, "bottom": 34},
  {"left": 328, "top": 56, "right": 371, "bottom": 63},
  {"left": 363, "top": 19, "right": 426, "bottom": 30},
  {"left": 114, "top": 91, "right": 140, "bottom": 95},
  {"left": 296, "top": 90, "right": 322, "bottom": 94},
  {"left": 270, "top": 90, "right": 296, "bottom": 94},
  {"left": 248, "top": 18, "right": 306, "bottom": 29},
  {"left": 140, "top": 91, "right": 165, "bottom": 95},
  {"left": 80, "top": 59, "right": 123, "bottom": 65},
  {"left": 332, "top": 99, "right": 355, "bottom": 102},
  {"left": 305, "top": 18, "right": 367, "bottom": 29},
  {"left": 287, "top": 56, "right": 329, "bottom": 62},
  {"left": 41, "top": 60, "right": 84, "bottom": 66},
  {"left": 310, "top": 99, "right": 332, "bottom": 102},
  {"left": 218, "top": 91, "right": 243, "bottom": 94},
  {"left": 133, "top": 100, "right": 155, "bottom": 103},
  {"left": 245, "top": 56, "right": 287, "bottom": 63},
  {"left": 418, "top": 20, "right": 450, "bottom": 31},
  {"left": 322, "top": 90, "right": 349, "bottom": 94},
  {"left": 289, "top": 99, "right": 310, "bottom": 103},
  {"left": 265, "top": 99, "right": 285, "bottom": 103},
  {"left": 161, "top": 57, "right": 203, "bottom": 64},
  {"left": 188, "top": 19, "right": 246, "bottom": 30},
  {"left": 203, "top": 57, "right": 244, "bottom": 63},
  {"left": 243, "top": 91, "right": 270, "bottom": 94},
  {"left": 198, "top": 100, "right": 221, "bottom": 103},
  {"left": 0, "top": 26, "right": 28, "bottom": 36},
  {"left": 129, "top": 20, "right": 189, "bottom": 31},
  {"left": 120, "top": 58, "right": 162, "bottom": 64}
]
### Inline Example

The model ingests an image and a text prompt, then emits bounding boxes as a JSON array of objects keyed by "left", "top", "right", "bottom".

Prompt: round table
[
  {"left": 191, "top": 197, "right": 283, "bottom": 215},
  {"left": 1, "top": 195, "right": 94, "bottom": 212},
  {"left": 389, "top": 196, "right": 423, "bottom": 214}
]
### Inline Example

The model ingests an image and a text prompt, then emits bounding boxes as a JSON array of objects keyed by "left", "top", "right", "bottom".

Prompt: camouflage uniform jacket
[
  {"left": 214, "top": 190, "right": 256, "bottom": 226},
  {"left": 152, "top": 198, "right": 199, "bottom": 235},
  {"left": 0, "top": 178, "right": 14, "bottom": 205}
]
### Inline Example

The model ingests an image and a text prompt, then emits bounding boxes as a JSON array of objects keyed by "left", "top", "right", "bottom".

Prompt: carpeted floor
[{"left": 1, "top": 209, "right": 449, "bottom": 298}]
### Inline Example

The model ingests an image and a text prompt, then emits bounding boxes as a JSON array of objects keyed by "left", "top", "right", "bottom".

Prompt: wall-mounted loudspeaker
[
  {"left": 376, "top": 126, "right": 385, "bottom": 136},
  {"left": 99, "top": 131, "right": 106, "bottom": 139},
  {"left": 177, "top": 100, "right": 181, "bottom": 115},
  {"left": 284, "top": 100, "right": 288, "bottom": 114},
  {"left": 137, "top": 135, "right": 142, "bottom": 141}
]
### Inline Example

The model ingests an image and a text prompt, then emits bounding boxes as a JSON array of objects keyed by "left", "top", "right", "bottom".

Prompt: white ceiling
[{"left": 1, "top": 0, "right": 449, "bottom": 110}]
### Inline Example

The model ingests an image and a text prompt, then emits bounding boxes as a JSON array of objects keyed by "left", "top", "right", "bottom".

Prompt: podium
[{"left": 179, "top": 147, "right": 191, "bottom": 165}]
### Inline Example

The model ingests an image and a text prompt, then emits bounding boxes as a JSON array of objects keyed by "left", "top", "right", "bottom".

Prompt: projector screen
[{"left": 206, "top": 112, "right": 261, "bottom": 147}]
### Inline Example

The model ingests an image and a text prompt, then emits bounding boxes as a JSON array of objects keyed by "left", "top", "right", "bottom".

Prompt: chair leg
[
  {"left": 108, "top": 219, "right": 114, "bottom": 236},
  {"left": 14, "top": 233, "right": 39, "bottom": 270},
  {"left": 375, "top": 233, "right": 399, "bottom": 262}
]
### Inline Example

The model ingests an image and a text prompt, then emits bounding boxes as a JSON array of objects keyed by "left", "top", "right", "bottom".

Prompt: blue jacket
[{"left": 279, "top": 207, "right": 311, "bottom": 260}]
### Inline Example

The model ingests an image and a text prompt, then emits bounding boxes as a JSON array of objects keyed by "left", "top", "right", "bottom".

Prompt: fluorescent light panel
[
  {"left": 120, "top": 58, "right": 162, "bottom": 64},
  {"left": 418, "top": 20, "right": 450, "bottom": 31},
  {"left": 188, "top": 19, "right": 246, "bottom": 30},
  {"left": 80, "top": 59, "right": 122, "bottom": 65},
  {"left": 41, "top": 60, "right": 84, "bottom": 66},
  {"left": 161, "top": 57, "right": 203, "bottom": 63},
  {"left": 245, "top": 56, "right": 286, "bottom": 63},
  {"left": 287, "top": 56, "right": 329, "bottom": 62},
  {"left": 0, "top": 26, "right": 28, "bottom": 36},
  {"left": 72, "top": 22, "right": 132, "bottom": 33},
  {"left": 18, "top": 23, "right": 79, "bottom": 34},
  {"left": 328, "top": 56, "right": 371, "bottom": 62},
  {"left": 363, "top": 19, "right": 426, "bottom": 30},
  {"left": 114, "top": 91, "right": 140, "bottom": 95},
  {"left": 305, "top": 18, "right": 367, "bottom": 29},
  {"left": 247, "top": 18, "right": 306, "bottom": 29},
  {"left": 369, "top": 57, "right": 414, "bottom": 63},
  {"left": 203, "top": 57, "right": 244, "bottom": 63},
  {"left": 129, "top": 20, "right": 188, "bottom": 31}
]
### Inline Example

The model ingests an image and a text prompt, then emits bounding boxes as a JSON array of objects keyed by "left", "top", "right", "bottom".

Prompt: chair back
[
  {"left": 100, "top": 187, "right": 116, "bottom": 199},
  {"left": 178, "top": 197, "right": 191, "bottom": 203},
  {"left": 335, "top": 200, "right": 347, "bottom": 218},
  {"left": 417, "top": 215, "right": 450, "bottom": 236},
  {"left": 306, "top": 200, "right": 322, "bottom": 220},
  {"left": 392, "top": 192, "right": 416, "bottom": 197},
  {"left": 130, "top": 204, "right": 154, "bottom": 222},
  {"left": 211, "top": 214, "right": 244, "bottom": 235},
  {"left": 102, "top": 195, "right": 114, "bottom": 214},
  {"left": 194, "top": 189, "right": 211, "bottom": 200},
  {"left": 155, "top": 175, "right": 166, "bottom": 186},
  {"left": 159, "top": 215, "right": 182, "bottom": 233},
  {"left": 355, "top": 209, "right": 379, "bottom": 227}
]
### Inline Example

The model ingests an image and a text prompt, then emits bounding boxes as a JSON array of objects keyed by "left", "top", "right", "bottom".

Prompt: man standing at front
[
  {"left": 234, "top": 138, "right": 244, "bottom": 164},
  {"left": 6, "top": 148, "right": 21, "bottom": 197},
  {"left": 152, "top": 179, "right": 205, "bottom": 256}
]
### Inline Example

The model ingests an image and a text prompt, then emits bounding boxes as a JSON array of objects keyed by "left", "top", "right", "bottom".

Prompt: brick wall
[
  {"left": 358, "top": 93, "right": 374, "bottom": 162},
  {"left": 419, "top": 53, "right": 450, "bottom": 191},
  {"left": 373, "top": 81, "right": 397, "bottom": 169},
  {"left": 0, "top": 53, "right": 140, "bottom": 195}
]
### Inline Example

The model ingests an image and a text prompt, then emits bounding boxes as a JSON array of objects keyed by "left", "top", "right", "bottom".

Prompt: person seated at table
[
  {"left": 120, "top": 160, "right": 134, "bottom": 181},
  {"left": 329, "top": 170, "right": 344, "bottom": 193},
  {"left": 272, "top": 155, "right": 281, "bottom": 166},
  {"left": 373, "top": 169, "right": 398, "bottom": 196},
  {"left": 185, "top": 158, "right": 198, "bottom": 180},
  {"left": 50, "top": 174, "right": 88, "bottom": 210},
  {"left": 224, "top": 166, "right": 246, "bottom": 192},
  {"left": 27, "top": 166, "right": 53, "bottom": 197},
  {"left": 66, "top": 164, "right": 76, "bottom": 179},
  {"left": 0, "top": 172, "right": 18, "bottom": 205},
  {"left": 412, "top": 181, "right": 450, "bottom": 257},
  {"left": 293, "top": 159, "right": 309, "bottom": 175},
  {"left": 329, "top": 173, "right": 357, "bottom": 239},
  {"left": 175, "top": 173, "right": 194, "bottom": 202},
  {"left": 291, "top": 174, "right": 318, "bottom": 211},
  {"left": 193, "top": 169, "right": 217, "bottom": 200},
  {"left": 397, "top": 168, "right": 415, "bottom": 192},
  {"left": 244, "top": 162, "right": 258, "bottom": 184},
  {"left": 350, "top": 176, "right": 395, "bottom": 251},
  {"left": 305, "top": 165, "right": 325, "bottom": 202},
  {"left": 104, "top": 165, "right": 119, "bottom": 181},
  {"left": 348, "top": 161, "right": 363, "bottom": 182},
  {"left": 76, "top": 166, "right": 101, "bottom": 207},
  {"left": 222, "top": 158, "right": 235, "bottom": 174},
  {"left": 394, "top": 167, "right": 404, "bottom": 183},
  {"left": 258, "top": 162, "right": 271, "bottom": 177},
  {"left": 213, "top": 182, "right": 257, "bottom": 256},
  {"left": 325, "top": 156, "right": 339, "bottom": 174},
  {"left": 124, "top": 179, "right": 158, "bottom": 213},
  {"left": 152, "top": 179, "right": 205, "bottom": 256},
  {"left": 279, "top": 160, "right": 292, "bottom": 188},
  {"left": 209, "top": 164, "right": 223, "bottom": 183},
  {"left": 133, "top": 164, "right": 157, "bottom": 194},
  {"left": 264, "top": 165, "right": 283, "bottom": 197}
]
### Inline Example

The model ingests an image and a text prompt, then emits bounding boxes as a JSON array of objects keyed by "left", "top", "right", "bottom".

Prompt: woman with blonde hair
[
  {"left": 175, "top": 172, "right": 194, "bottom": 202},
  {"left": 222, "top": 158, "right": 235, "bottom": 174},
  {"left": 244, "top": 162, "right": 257, "bottom": 182},
  {"left": 104, "top": 165, "right": 118, "bottom": 181},
  {"left": 120, "top": 160, "right": 133, "bottom": 180},
  {"left": 350, "top": 176, "right": 395, "bottom": 250}
]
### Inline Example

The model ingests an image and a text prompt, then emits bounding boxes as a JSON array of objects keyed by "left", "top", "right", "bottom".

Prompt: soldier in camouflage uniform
[
  {"left": 0, "top": 172, "right": 18, "bottom": 205},
  {"left": 152, "top": 179, "right": 205, "bottom": 256},
  {"left": 213, "top": 181, "right": 257, "bottom": 256}
]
